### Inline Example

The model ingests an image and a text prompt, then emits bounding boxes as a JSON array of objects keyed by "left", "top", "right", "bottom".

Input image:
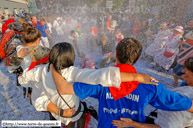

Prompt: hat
[
  {"left": 174, "top": 26, "right": 184, "bottom": 33},
  {"left": 159, "top": 23, "right": 168, "bottom": 28}
]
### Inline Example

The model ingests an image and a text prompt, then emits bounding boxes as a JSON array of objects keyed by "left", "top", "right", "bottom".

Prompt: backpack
[{"left": 0, "top": 30, "right": 22, "bottom": 66}]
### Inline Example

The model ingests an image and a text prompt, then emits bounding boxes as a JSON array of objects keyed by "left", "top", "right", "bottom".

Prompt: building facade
[{"left": 0, "top": 0, "right": 28, "bottom": 15}]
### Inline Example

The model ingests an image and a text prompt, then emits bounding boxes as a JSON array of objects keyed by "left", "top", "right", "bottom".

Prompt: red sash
[
  {"left": 109, "top": 64, "right": 139, "bottom": 101},
  {"left": 28, "top": 54, "right": 49, "bottom": 71}
]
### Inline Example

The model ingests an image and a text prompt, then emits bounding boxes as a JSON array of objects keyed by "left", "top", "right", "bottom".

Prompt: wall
[{"left": 0, "top": 0, "right": 28, "bottom": 14}]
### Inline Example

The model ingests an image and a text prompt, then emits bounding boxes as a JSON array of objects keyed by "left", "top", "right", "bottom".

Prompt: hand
[
  {"left": 112, "top": 118, "right": 135, "bottom": 128},
  {"left": 63, "top": 107, "right": 75, "bottom": 117},
  {"left": 137, "top": 74, "right": 159, "bottom": 85}
]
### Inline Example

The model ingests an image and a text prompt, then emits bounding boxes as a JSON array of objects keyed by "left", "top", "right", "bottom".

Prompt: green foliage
[
  {"left": 82, "top": 0, "right": 126, "bottom": 9},
  {"left": 83, "top": 0, "right": 97, "bottom": 6},
  {"left": 112, "top": 0, "right": 126, "bottom": 9}
]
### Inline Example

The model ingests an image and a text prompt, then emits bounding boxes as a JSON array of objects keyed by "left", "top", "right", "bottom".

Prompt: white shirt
[
  {"left": 47, "top": 23, "right": 52, "bottom": 34},
  {"left": 18, "top": 64, "right": 121, "bottom": 124},
  {"left": 53, "top": 20, "right": 63, "bottom": 35}
]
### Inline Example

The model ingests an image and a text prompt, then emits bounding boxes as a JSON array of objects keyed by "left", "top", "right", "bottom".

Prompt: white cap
[{"left": 174, "top": 26, "right": 184, "bottom": 33}]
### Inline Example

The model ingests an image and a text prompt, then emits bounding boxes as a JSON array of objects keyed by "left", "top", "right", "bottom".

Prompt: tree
[{"left": 112, "top": 0, "right": 126, "bottom": 10}]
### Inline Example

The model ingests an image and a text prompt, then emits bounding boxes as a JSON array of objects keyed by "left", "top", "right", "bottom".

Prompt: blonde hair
[{"left": 28, "top": 46, "right": 50, "bottom": 61}]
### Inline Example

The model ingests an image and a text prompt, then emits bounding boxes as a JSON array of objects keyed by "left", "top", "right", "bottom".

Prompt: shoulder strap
[
  {"left": 57, "top": 90, "right": 82, "bottom": 118},
  {"left": 57, "top": 90, "right": 72, "bottom": 109}
]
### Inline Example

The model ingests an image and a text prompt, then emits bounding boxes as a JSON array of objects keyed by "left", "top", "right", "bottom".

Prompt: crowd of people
[{"left": 0, "top": 5, "right": 193, "bottom": 128}]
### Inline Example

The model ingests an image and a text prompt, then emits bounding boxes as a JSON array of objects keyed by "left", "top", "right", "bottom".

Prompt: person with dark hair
[
  {"left": 51, "top": 38, "right": 193, "bottom": 128},
  {"left": 15, "top": 23, "right": 42, "bottom": 98},
  {"left": 1, "top": 15, "right": 5, "bottom": 20},
  {"left": 8, "top": 14, "right": 13, "bottom": 19},
  {"left": 184, "top": 19, "right": 193, "bottom": 36},
  {"left": 3, "top": 12, "right": 8, "bottom": 19},
  {"left": 21, "top": 23, "right": 41, "bottom": 46},
  {"left": 113, "top": 57, "right": 193, "bottom": 128},
  {"left": 18, "top": 45, "right": 75, "bottom": 118},
  {"left": 19, "top": 41, "right": 158, "bottom": 127}
]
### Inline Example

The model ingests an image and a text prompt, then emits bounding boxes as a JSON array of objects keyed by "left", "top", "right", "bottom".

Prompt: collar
[
  {"left": 28, "top": 54, "right": 49, "bottom": 71},
  {"left": 109, "top": 64, "right": 139, "bottom": 101}
]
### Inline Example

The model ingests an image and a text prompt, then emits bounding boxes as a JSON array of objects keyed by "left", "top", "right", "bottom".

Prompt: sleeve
[
  {"left": 155, "top": 108, "right": 192, "bottom": 128},
  {"left": 62, "top": 66, "right": 121, "bottom": 88},
  {"left": 45, "top": 24, "right": 48, "bottom": 29},
  {"left": 149, "top": 84, "right": 192, "bottom": 111},
  {"left": 73, "top": 82, "right": 102, "bottom": 100},
  {"left": 7, "top": 66, "right": 20, "bottom": 73},
  {"left": 18, "top": 67, "right": 42, "bottom": 87},
  {"left": 34, "top": 94, "right": 51, "bottom": 111}
]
